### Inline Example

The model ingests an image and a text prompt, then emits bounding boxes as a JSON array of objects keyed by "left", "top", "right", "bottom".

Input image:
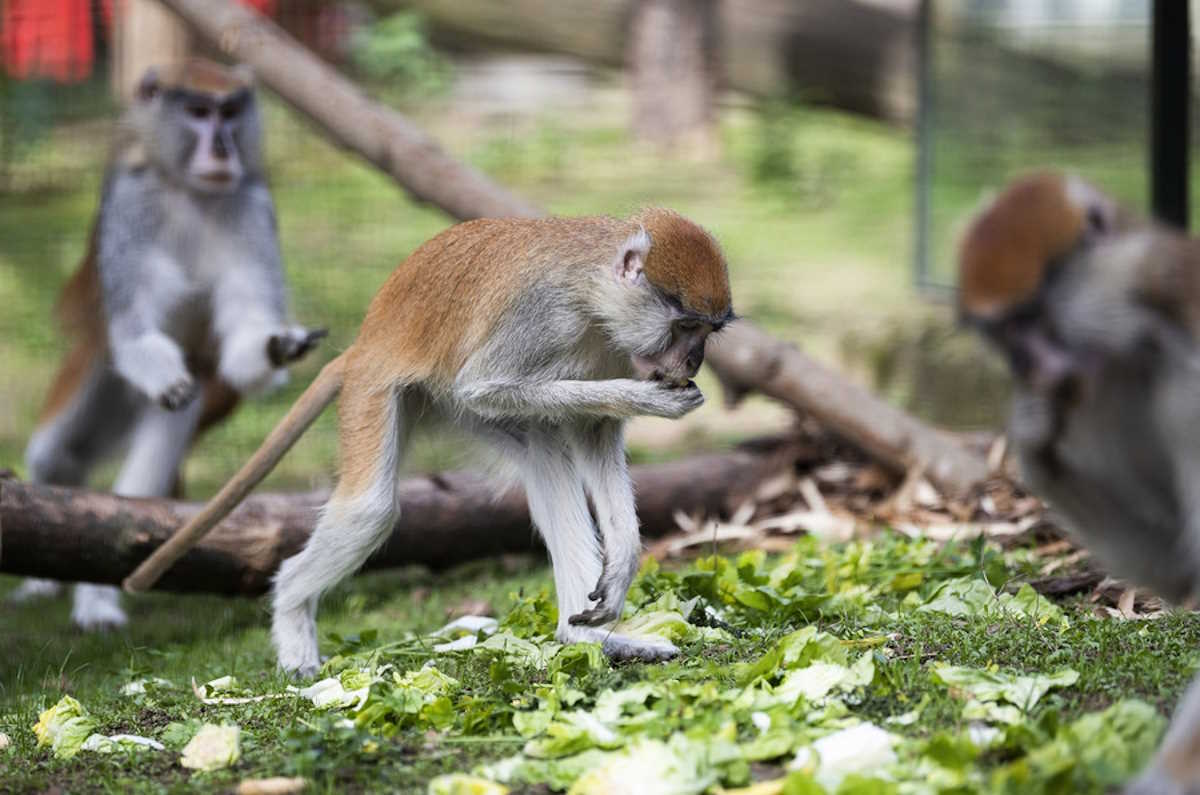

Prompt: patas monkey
[
  {"left": 959, "top": 171, "right": 1200, "bottom": 795},
  {"left": 125, "top": 209, "right": 733, "bottom": 674},
  {"left": 14, "top": 59, "right": 323, "bottom": 630}
]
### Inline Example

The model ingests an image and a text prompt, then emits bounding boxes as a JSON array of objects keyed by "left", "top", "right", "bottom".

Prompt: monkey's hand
[
  {"left": 158, "top": 375, "right": 198, "bottom": 411},
  {"left": 267, "top": 327, "right": 328, "bottom": 368},
  {"left": 636, "top": 380, "right": 705, "bottom": 419},
  {"left": 112, "top": 332, "right": 197, "bottom": 410}
]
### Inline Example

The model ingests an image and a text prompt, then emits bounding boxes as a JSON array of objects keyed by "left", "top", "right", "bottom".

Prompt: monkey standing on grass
[
  {"left": 959, "top": 171, "right": 1200, "bottom": 794},
  {"left": 13, "top": 59, "right": 324, "bottom": 629},
  {"left": 125, "top": 209, "right": 732, "bottom": 674}
]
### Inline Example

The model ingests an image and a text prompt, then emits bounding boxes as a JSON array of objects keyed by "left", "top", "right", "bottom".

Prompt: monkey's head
[
  {"left": 130, "top": 59, "right": 262, "bottom": 195},
  {"left": 605, "top": 209, "right": 734, "bottom": 386},
  {"left": 957, "top": 171, "right": 1123, "bottom": 393}
]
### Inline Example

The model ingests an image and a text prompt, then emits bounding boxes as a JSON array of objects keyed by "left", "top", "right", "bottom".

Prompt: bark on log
[
  {"left": 154, "top": 0, "right": 542, "bottom": 221},
  {"left": 706, "top": 321, "right": 989, "bottom": 497},
  {"left": 392, "top": 0, "right": 918, "bottom": 124},
  {"left": 0, "top": 441, "right": 792, "bottom": 595}
]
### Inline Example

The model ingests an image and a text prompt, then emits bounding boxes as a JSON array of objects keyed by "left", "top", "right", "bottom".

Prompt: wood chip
[
  {"left": 1117, "top": 588, "right": 1138, "bottom": 620},
  {"left": 986, "top": 435, "right": 1008, "bottom": 475},
  {"left": 798, "top": 477, "right": 828, "bottom": 515},
  {"left": 754, "top": 469, "right": 798, "bottom": 502},
  {"left": 673, "top": 509, "right": 701, "bottom": 534},
  {"left": 729, "top": 499, "right": 757, "bottom": 527}
]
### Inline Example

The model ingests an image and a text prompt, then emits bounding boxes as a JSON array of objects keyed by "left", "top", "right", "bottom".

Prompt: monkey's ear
[
  {"left": 136, "top": 69, "right": 160, "bottom": 102},
  {"left": 615, "top": 229, "right": 651, "bottom": 286}
]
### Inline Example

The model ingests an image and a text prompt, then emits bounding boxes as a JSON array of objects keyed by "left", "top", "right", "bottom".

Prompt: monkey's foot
[
  {"left": 558, "top": 626, "right": 678, "bottom": 663},
  {"left": 9, "top": 578, "right": 63, "bottom": 602},
  {"left": 268, "top": 327, "right": 328, "bottom": 367},
  {"left": 272, "top": 607, "right": 322, "bottom": 679},
  {"left": 71, "top": 585, "right": 128, "bottom": 631}
]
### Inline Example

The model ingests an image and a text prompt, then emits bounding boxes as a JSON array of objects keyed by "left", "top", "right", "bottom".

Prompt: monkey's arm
[
  {"left": 214, "top": 186, "right": 322, "bottom": 394},
  {"left": 106, "top": 311, "right": 197, "bottom": 409},
  {"left": 456, "top": 378, "right": 703, "bottom": 423},
  {"left": 97, "top": 185, "right": 196, "bottom": 409}
]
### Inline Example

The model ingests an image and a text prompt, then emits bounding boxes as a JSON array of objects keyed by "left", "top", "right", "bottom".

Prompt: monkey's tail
[{"left": 123, "top": 354, "right": 347, "bottom": 593}]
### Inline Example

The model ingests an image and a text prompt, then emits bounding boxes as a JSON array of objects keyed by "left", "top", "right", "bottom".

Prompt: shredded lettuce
[{"left": 32, "top": 695, "right": 96, "bottom": 759}]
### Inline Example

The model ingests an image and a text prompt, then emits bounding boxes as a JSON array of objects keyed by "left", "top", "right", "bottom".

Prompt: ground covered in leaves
[{"left": 4, "top": 523, "right": 1200, "bottom": 794}]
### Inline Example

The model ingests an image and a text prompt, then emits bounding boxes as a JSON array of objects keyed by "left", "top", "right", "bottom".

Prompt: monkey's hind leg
[
  {"left": 13, "top": 360, "right": 134, "bottom": 605},
  {"left": 565, "top": 419, "right": 642, "bottom": 628},
  {"left": 272, "top": 385, "right": 405, "bottom": 677},
  {"left": 520, "top": 425, "right": 676, "bottom": 662},
  {"left": 74, "top": 399, "right": 204, "bottom": 630}
]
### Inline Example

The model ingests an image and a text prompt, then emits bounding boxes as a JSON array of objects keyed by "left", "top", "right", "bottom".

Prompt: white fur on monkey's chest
[{"left": 149, "top": 195, "right": 254, "bottom": 344}]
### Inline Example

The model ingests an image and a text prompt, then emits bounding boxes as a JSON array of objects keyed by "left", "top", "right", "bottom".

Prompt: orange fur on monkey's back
[{"left": 348, "top": 211, "right": 729, "bottom": 388}]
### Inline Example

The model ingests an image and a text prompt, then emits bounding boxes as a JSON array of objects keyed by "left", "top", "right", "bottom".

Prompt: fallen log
[
  {"left": 0, "top": 440, "right": 793, "bottom": 595},
  {"left": 706, "top": 321, "right": 990, "bottom": 497}
]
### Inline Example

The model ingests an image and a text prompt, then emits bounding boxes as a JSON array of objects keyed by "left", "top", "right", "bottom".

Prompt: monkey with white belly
[{"left": 14, "top": 59, "right": 323, "bottom": 629}]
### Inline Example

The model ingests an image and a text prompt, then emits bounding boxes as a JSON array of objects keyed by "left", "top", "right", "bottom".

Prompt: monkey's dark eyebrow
[
  {"left": 219, "top": 89, "right": 251, "bottom": 117},
  {"left": 709, "top": 309, "right": 737, "bottom": 331}
]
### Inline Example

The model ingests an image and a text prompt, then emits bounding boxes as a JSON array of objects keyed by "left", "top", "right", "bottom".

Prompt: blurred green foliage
[{"left": 350, "top": 11, "right": 451, "bottom": 97}]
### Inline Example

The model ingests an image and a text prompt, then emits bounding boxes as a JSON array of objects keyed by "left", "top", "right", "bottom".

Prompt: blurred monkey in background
[
  {"left": 959, "top": 171, "right": 1200, "bottom": 794},
  {"left": 13, "top": 59, "right": 323, "bottom": 629}
]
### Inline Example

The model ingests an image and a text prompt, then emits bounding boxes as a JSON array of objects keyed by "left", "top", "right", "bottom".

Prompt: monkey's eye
[
  {"left": 677, "top": 319, "right": 702, "bottom": 332},
  {"left": 219, "top": 102, "right": 240, "bottom": 121},
  {"left": 1086, "top": 205, "right": 1108, "bottom": 234},
  {"left": 188, "top": 104, "right": 212, "bottom": 120}
]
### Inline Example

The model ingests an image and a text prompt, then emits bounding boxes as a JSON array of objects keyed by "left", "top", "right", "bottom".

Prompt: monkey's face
[
  {"left": 958, "top": 171, "right": 1121, "bottom": 393},
  {"left": 134, "top": 63, "right": 262, "bottom": 195},
  {"left": 630, "top": 315, "right": 724, "bottom": 387},
  {"left": 617, "top": 209, "right": 734, "bottom": 386},
  {"left": 603, "top": 212, "right": 733, "bottom": 387}
]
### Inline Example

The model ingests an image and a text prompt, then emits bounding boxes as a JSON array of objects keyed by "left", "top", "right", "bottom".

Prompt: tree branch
[{"left": 706, "top": 320, "right": 990, "bottom": 496}]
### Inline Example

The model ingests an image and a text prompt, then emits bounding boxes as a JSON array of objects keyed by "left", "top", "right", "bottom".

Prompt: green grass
[
  {"left": 2, "top": 536, "right": 1198, "bottom": 793},
  {"left": 0, "top": 562, "right": 550, "bottom": 793}
]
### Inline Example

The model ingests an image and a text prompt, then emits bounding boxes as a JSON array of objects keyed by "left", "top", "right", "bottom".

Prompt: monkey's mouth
[
  {"left": 631, "top": 353, "right": 693, "bottom": 388},
  {"left": 195, "top": 171, "right": 237, "bottom": 189}
]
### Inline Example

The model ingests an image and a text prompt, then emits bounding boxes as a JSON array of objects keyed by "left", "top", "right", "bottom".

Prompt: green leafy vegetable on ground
[{"left": 3, "top": 533, "right": 1197, "bottom": 793}]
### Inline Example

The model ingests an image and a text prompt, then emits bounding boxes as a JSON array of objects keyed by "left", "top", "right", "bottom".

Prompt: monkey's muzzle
[{"left": 631, "top": 353, "right": 698, "bottom": 388}]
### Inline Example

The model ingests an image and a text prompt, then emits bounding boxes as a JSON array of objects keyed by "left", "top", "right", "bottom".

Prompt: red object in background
[
  {"left": 2, "top": 0, "right": 94, "bottom": 83},
  {"left": 1, "top": 0, "right": 277, "bottom": 83}
]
